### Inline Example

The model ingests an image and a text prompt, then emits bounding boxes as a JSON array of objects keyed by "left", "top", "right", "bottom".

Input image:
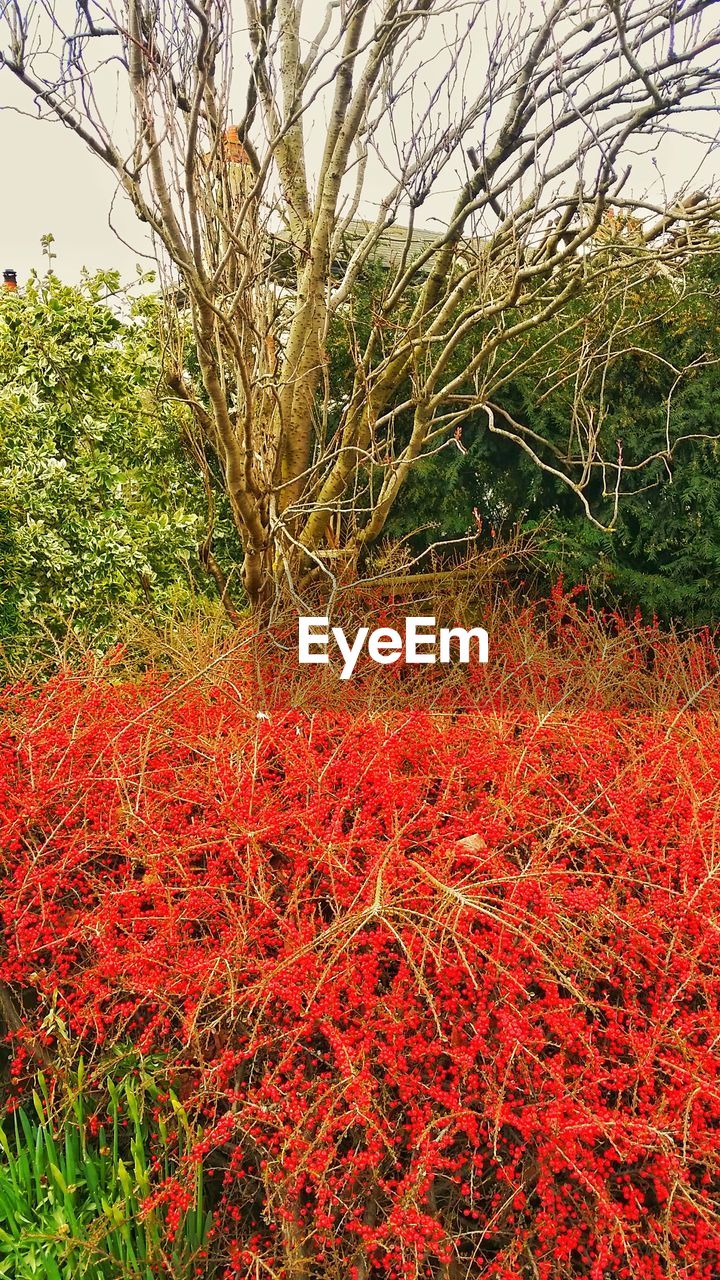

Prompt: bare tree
[{"left": 2, "top": 0, "right": 720, "bottom": 616}]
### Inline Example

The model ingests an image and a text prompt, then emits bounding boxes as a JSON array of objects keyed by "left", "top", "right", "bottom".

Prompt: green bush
[
  {"left": 382, "top": 247, "right": 720, "bottom": 622},
  {"left": 0, "top": 270, "right": 239, "bottom": 649}
]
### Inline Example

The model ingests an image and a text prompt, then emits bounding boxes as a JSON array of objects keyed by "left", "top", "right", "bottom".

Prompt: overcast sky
[{"left": 1, "top": 87, "right": 155, "bottom": 282}]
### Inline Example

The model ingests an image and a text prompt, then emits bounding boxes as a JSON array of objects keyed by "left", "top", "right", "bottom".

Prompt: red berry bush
[{"left": 1, "top": 606, "right": 720, "bottom": 1278}]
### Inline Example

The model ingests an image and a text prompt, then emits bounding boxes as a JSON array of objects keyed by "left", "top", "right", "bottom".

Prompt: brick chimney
[
  {"left": 223, "top": 127, "right": 250, "bottom": 165},
  {"left": 3, "top": 269, "right": 17, "bottom": 292}
]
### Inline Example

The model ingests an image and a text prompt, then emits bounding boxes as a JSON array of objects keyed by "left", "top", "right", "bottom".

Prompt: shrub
[
  {"left": 0, "top": 271, "right": 239, "bottom": 648},
  {"left": 1, "top": 602, "right": 720, "bottom": 1278}
]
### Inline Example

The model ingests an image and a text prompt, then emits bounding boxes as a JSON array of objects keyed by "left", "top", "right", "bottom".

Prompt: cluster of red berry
[{"left": 1, "top": 610, "right": 719, "bottom": 1277}]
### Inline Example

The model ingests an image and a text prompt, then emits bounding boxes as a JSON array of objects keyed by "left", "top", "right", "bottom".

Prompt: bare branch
[{"left": 3, "top": 0, "right": 719, "bottom": 612}]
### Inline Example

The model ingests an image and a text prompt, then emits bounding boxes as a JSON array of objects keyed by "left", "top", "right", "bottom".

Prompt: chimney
[
  {"left": 3, "top": 269, "right": 17, "bottom": 292},
  {"left": 223, "top": 127, "right": 250, "bottom": 165}
]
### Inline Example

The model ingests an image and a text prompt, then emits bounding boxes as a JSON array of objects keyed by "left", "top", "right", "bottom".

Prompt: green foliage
[
  {"left": 0, "top": 1061, "right": 213, "bottom": 1279},
  {"left": 4, "top": 246, "right": 720, "bottom": 640},
  {"left": 0, "top": 271, "right": 225, "bottom": 647},
  {"left": 382, "top": 248, "right": 720, "bottom": 622}
]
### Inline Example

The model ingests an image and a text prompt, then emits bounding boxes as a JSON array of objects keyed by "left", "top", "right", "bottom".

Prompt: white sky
[{"left": 1, "top": 88, "right": 155, "bottom": 281}]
